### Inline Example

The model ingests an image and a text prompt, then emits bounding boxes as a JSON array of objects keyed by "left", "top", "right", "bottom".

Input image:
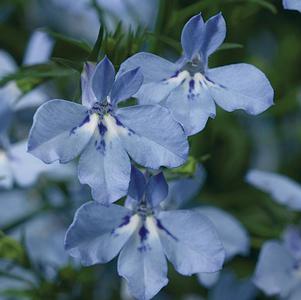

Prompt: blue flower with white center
[
  {"left": 246, "top": 169, "right": 301, "bottom": 211},
  {"left": 118, "top": 12, "right": 274, "bottom": 136},
  {"left": 28, "top": 57, "right": 188, "bottom": 204},
  {"left": 64, "top": 166, "right": 225, "bottom": 300},
  {"left": 283, "top": 0, "right": 301, "bottom": 12},
  {"left": 254, "top": 227, "right": 301, "bottom": 299},
  {"left": 162, "top": 165, "right": 249, "bottom": 288}
]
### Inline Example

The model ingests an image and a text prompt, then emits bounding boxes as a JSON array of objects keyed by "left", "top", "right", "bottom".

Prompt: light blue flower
[
  {"left": 28, "top": 57, "right": 188, "bottom": 204},
  {"left": 118, "top": 13, "right": 274, "bottom": 136},
  {"left": 254, "top": 227, "right": 301, "bottom": 299},
  {"left": 283, "top": 0, "right": 301, "bottom": 12},
  {"left": 246, "top": 169, "right": 301, "bottom": 211},
  {"left": 64, "top": 166, "right": 224, "bottom": 300}
]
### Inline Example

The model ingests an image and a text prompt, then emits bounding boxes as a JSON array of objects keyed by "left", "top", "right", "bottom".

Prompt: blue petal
[
  {"left": 118, "top": 216, "right": 168, "bottom": 300},
  {"left": 207, "top": 63, "right": 274, "bottom": 115},
  {"left": 283, "top": 226, "right": 301, "bottom": 260},
  {"left": 78, "top": 114, "right": 131, "bottom": 204},
  {"left": 157, "top": 210, "right": 225, "bottom": 275},
  {"left": 65, "top": 201, "right": 135, "bottom": 266},
  {"left": 246, "top": 169, "right": 301, "bottom": 211},
  {"left": 110, "top": 68, "right": 143, "bottom": 105},
  {"left": 253, "top": 241, "right": 297, "bottom": 296},
  {"left": 201, "top": 13, "right": 226, "bottom": 57},
  {"left": 0, "top": 150, "right": 13, "bottom": 189},
  {"left": 116, "top": 105, "right": 188, "bottom": 168},
  {"left": 0, "top": 50, "right": 17, "bottom": 76},
  {"left": 165, "top": 75, "right": 216, "bottom": 135},
  {"left": 92, "top": 56, "right": 115, "bottom": 102},
  {"left": 181, "top": 14, "right": 205, "bottom": 60},
  {"left": 145, "top": 172, "right": 168, "bottom": 208},
  {"left": 81, "top": 62, "right": 97, "bottom": 108},
  {"left": 28, "top": 100, "right": 97, "bottom": 163},
  {"left": 197, "top": 271, "right": 220, "bottom": 288},
  {"left": 198, "top": 207, "right": 250, "bottom": 260},
  {"left": 163, "top": 164, "right": 206, "bottom": 209},
  {"left": 289, "top": 286, "right": 301, "bottom": 300},
  {"left": 283, "top": 0, "right": 301, "bottom": 12},
  {"left": 118, "top": 52, "right": 177, "bottom": 83}
]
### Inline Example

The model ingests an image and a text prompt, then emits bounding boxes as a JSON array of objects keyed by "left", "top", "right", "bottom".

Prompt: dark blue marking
[
  {"left": 170, "top": 70, "right": 180, "bottom": 79},
  {"left": 139, "top": 225, "right": 149, "bottom": 242},
  {"left": 118, "top": 215, "right": 131, "bottom": 228},
  {"left": 189, "top": 79, "right": 195, "bottom": 91},
  {"left": 98, "top": 122, "right": 107, "bottom": 136},
  {"left": 115, "top": 116, "right": 135, "bottom": 135},
  {"left": 95, "top": 139, "right": 106, "bottom": 154},
  {"left": 69, "top": 114, "right": 90, "bottom": 136},
  {"left": 156, "top": 219, "right": 178, "bottom": 241}
]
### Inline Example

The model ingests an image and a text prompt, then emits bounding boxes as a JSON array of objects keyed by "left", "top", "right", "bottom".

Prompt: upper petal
[
  {"left": 118, "top": 52, "right": 177, "bottom": 84},
  {"left": 197, "top": 206, "right": 250, "bottom": 260},
  {"left": 81, "top": 62, "right": 97, "bottom": 108},
  {"left": 116, "top": 105, "right": 189, "bottom": 168},
  {"left": 28, "top": 99, "right": 97, "bottom": 163},
  {"left": 92, "top": 56, "right": 115, "bottom": 102},
  {"left": 157, "top": 210, "right": 225, "bottom": 275},
  {"left": 181, "top": 14, "right": 205, "bottom": 60},
  {"left": 78, "top": 114, "right": 131, "bottom": 204},
  {"left": 110, "top": 68, "right": 143, "bottom": 105},
  {"left": 207, "top": 63, "right": 274, "bottom": 115},
  {"left": 65, "top": 201, "right": 135, "bottom": 266},
  {"left": 246, "top": 169, "right": 301, "bottom": 211},
  {"left": 283, "top": 0, "right": 301, "bottom": 12},
  {"left": 145, "top": 172, "right": 168, "bottom": 208},
  {"left": 118, "top": 216, "right": 168, "bottom": 300}
]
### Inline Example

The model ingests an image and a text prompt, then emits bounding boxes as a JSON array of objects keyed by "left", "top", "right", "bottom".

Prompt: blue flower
[
  {"left": 118, "top": 13, "right": 274, "bottom": 136},
  {"left": 246, "top": 169, "right": 301, "bottom": 211},
  {"left": 28, "top": 57, "right": 188, "bottom": 204},
  {"left": 283, "top": 0, "right": 301, "bottom": 12},
  {"left": 64, "top": 166, "right": 225, "bottom": 300},
  {"left": 254, "top": 227, "right": 301, "bottom": 298}
]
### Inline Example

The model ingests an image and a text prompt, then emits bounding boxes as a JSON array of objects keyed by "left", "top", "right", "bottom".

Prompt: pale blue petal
[
  {"left": 181, "top": 14, "right": 205, "bottom": 60},
  {"left": 127, "top": 165, "right": 146, "bottom": 204},
  {"left": 0, "top": 90, "right": 14, "bottom": 134},
  {"left": 207, "top": 63, "right": 274, "bottom": 115},
  {"left": 283, "top": 0, "right": 301, "bottom": 12},
  {"left": 118, "top": 52, "right": 177, "bottom": 83},
  {"left": 110, "top": 68, "right": 143, "bottom": 105},
  {"left": 166, "top": 79, "right": 216, "bottom": 136},
  {"left": 0, "top": 50, "right": 17, "bottom": 76},
  {"left": 81, "top": 62, "right": 97, "bottom": 108},
  {"left": 253, "top": 241, "right": 297, "bottom": 296},
  {"left": 201, "top": 13, "right": 226, "bottom": 57},
  {"left": 163, "top": 164, "right": 206, "bottom": 209},
  {"left": 23, "top": 30, "right": 54, "bottom": 65},
  {"left": 65, "top": 202, "right": 134, "bottom": 266},
  {"left": 118, "top": 216, "right": 168, "bottom": 300},
  {"left": 28, "top": 100, "right": 97, "bottom": 163},
  {"left": 146, "top": 172, "right": 168, "bottom": 208},
  {"left": 0, "top": 150, "right": 13, "bottom": 189},
  {"left": 157, "top": 210, "right": 225, "bottom": 275},
  {"left": 197, "top": 271, "right": 220, "bottom": 288},
  {"left": 92, "top": 56, "right": 115, "bottom": 102},
  {"left": 198, "top": 207, "right": 250, "bottom": 260},
  {"left": 283, "top": 226, "right": 301, "bottom": 260},
  {"left": 78, "top": 115, "right": 131, "bottom": 204},
  {"left": 116, "top": 105, "right": 188, "bottom": 168},
  {"left": 289, "top": 286, "right": 301, "bottom": 300},
  {"left": 246, "top": 169, "right": 301, "bottom": 211}
]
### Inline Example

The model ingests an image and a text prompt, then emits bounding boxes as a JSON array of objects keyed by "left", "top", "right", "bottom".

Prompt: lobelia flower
[
  {"left": 118, "top": 12, "right": 274, "bottom": 136},
  {"left": 283, "top": 0, "right": 301, "bottom": 12},
  {"left": 246, "top": 169, "right": 301, "bottom": 211},
  {"left": 64, "top": 166, "right": 225, "bottom": 300},
  {"left": 163, "top": 165, "right": 249, "bottom": 287},
  {"left": 28, "top": 56, "right": 188, "bottom": 204},
  {"left": 254, "top": 227, "right": 301, "bottom": 299}
]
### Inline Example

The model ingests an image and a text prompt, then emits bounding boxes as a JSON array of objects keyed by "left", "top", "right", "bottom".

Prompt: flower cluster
[{"left": 22, "top": 12, "right": 276, "bottom": 299}]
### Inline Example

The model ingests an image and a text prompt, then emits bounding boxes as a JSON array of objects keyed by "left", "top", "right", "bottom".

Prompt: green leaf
[
  {"left": 246, "top": 0, "right": 277, "bottom": 14},
  {"left": 88, "top": 26, "right": 104, "bottom": 61},
  {"left": 217, "top": 42, "right": 244, "bottom": 52},
  {"left": 169, "top": 156, "right": 198, "bottom": 178},
  {"left": 51, "top": 57, "right": 83, "bottom": 72}
]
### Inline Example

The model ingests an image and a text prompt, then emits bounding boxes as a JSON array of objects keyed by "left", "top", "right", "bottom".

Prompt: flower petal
[
  {"left": 118, "top": 216, "right": 168, "bottom": 300},
  {"left": 253, "top": 241, "right": 297, "bottom": 296},
  {"left": 92, "top": 56, "right": 115, "bottom": 102},
  {"left": 181, "top": 14, "right": 205, "bottom": 60},
  {"left": 0, "top": 50, "right": 17, "bottom": 77},
  {"left": 65, "top": 202, "right": 135, "bottom": 266},
  {"left": 198, "top": 207, "right": 249, "bottom": 260},
  {"left": 157, "top": 210, "right": 225, "bottom": 275},
  {"left": 0, "top": 151, "right": 13, "bottom": 189},
  {"left": 116, "top": 105, "right": 189, "bottom": 168},
  {"left": 118, "top": 52, "right": 177, "bottom": 83},
  {"left": 201, "top": 13, "right": 226, "bottom": 57},
  {"left": 283, "top": 226, "right": 301, "bottom": 260},
  {"left": 207, "top": 63, "right": 274, "bottom": 115},
  {"left": 28, "top": 100, "right": 97, "bottom": 163},
  {"left": 110, "top": 68, "right": 143, "bottom": 105},
  {"left": 246, "top": 169, "right": 301, "bottom": 211},
  {"left": 197, "top": 272, "right": 220, "bottom": 288},
  {"left": 81, "top": 62, "right": 97, "bottom": 108},
  {"left": 146, "top": 172, "right": 168, "bottom": 208},
  {"left": 283, "top": 0, "right": 301, "bottom": 12},
  {"left": 78, "top": 114, "right": 131, "bottom": 204}
]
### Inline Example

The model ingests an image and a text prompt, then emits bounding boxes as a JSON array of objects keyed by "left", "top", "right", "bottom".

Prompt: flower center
[
  {"left": 181, "top": 54, "right": 205, "bottom": 75},
  {"left": 90, "top": 100, "right": 112, "bottom": 118}
]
